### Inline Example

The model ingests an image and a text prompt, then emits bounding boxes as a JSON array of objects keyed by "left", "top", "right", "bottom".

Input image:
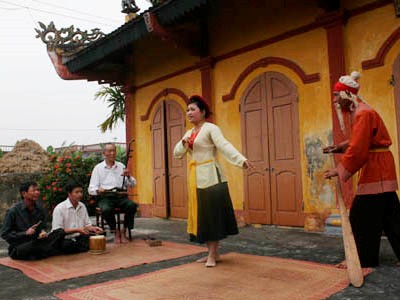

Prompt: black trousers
[
  {"left": 350, "top": 192, "right": 400, "bottom": 267},
  {"left": 61, "top": 235, "right": 90, "bottom": 254},
  {"left": 98, "top": 195, "right": 137, "bottom": 230},
  {"left": 9, "top": 229, "right": 65, "bottom": 260}
]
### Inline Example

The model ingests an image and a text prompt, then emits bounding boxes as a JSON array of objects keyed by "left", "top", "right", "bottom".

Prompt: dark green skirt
[{"left": 189, "top": 182, "right": 238, "bottom": 243}]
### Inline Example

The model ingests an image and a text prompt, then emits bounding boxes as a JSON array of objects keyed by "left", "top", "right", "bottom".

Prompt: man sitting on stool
[
  {"left": 88, "top": 143, "right": 137, "bottom": 243},
  {"left": 52, "top": 181, "right": 103, "bottom": 254}
]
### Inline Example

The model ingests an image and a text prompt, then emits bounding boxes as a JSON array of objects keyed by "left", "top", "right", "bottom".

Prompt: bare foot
[
  {"left": 114, "top": 231, "right": 121, "bottom": 244},
  {"left": 335, "top": 260, "right": 347, "bottom": 269},
  {"left": 196, "top": 255, "right": 221, "bottom": 263},
  {"left": 205, "top": 257, "right": 216, "bottom": 267},
  {"left": 120, "top": 232, "right": 129, "bottom": 244}
]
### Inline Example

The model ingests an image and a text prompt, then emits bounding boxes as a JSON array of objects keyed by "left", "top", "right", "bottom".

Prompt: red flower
[
  {"left": 54, "top": 164, "right": 60, "bottom": 169},
  {"left": 66, "top": 168, "right": 71, "bottom": 173},
  {"left": 58, "top": 157, "right": 64, "bottom": 162},
  {"left": 51, "top": 181, "right": 57, "bottom": 186},
  {"left": 42, "top": 196, "right": 46, "bottom": 201},
  {"left": 58, "top": 188, "right": 63, "bottom": 192},
  {"left": 53, "top": 187, "right": 57, "bottom": 191}
]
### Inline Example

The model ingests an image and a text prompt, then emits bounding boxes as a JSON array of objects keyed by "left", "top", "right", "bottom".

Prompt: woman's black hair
[{"left": 188, "top": 95, "right": 212, "bottom": 118}]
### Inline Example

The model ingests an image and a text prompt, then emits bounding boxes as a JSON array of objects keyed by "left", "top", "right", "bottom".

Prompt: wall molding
[
  {"left": 362, "top": 26, "right": 400, "bottom": 70},
  {"left": 222, "top": 57, "right": 320, "bottom": 102},
  {"left": 140, "top": 88, "right": 189, "bottom": 121}
]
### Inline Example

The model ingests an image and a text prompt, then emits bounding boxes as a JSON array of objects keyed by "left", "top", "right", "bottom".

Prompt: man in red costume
[{"left": 324, "top": 71, "right": 400, "bottom": 268}]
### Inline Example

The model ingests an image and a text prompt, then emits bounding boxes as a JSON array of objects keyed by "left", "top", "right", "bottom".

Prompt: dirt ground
[{"left": 0, "top": 218, "right": 399, "bottom": 300}]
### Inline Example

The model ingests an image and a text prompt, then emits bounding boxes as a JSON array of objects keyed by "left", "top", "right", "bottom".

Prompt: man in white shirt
[
  {"left": 52, "top": 181, "right": 103, "bottom": 254},
  {"left": 88, "top": 143, "right": 137, "bottom": 243}
]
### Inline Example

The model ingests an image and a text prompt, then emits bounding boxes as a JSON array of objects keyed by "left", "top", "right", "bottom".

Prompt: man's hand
[
  {"left": 26, "top": 227, "right": 36, "bottom": 236},
  {"left": 97, "top": 187, "right": 106, "bottom": 194},
  {"left": 26, "top": 221, "right": 41, "bottom": 235},
  {"left": 324, "top": 168, "right": 338, "bottom": 179},
  {"left": 122, "top": 168, "right": 130, "bottom": 177},
  {"left": 86, "top": 225, "right": 103, "bottom": 234},
  {"left": 77, "top": 227, "right": 90, "bottom": 235},
  {"left": 323, "top": 145, "right": 340, "bottom": 153},
  {"left": 38, "top": 231, "right": 47, "bottom": 239}
]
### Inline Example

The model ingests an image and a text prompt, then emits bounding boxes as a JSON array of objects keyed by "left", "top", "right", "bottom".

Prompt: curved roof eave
[{"left": 64, "top": 0, "right": 208, "bottom": 74}]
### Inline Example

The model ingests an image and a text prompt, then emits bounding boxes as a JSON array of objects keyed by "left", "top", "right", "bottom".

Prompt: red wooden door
[
  {"left": 152, "top": 102, "right": 168, "bottom": 218},
  {"left": 241, "top": 72, "right": 303, "bottom": 226},
  {"left": 392, "top": 56, "right": 400, "bottom": 160},
  {"left": 165, "top": 100, "right": 188, "bottom": 218},
  {"left": 152, "top": 100, "right": 187, "bottom": 218},
  {"left": 241, "top": 75, "right": 272, "bottom": 224}
]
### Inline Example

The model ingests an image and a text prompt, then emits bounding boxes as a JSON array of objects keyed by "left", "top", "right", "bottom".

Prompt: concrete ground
[{"left": 0, "top": 218, "right": 399, "bottom": 300}]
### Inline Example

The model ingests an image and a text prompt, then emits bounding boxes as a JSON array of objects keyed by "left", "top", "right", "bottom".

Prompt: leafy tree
[
  {"left": 94, "top": 86, "right": 125, "bottom": 133},
  {"left": 38, "top": 147, "right": 101, "bottom": 216}
]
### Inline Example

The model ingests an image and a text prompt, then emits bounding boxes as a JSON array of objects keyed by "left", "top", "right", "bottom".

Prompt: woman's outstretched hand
[{"left": 243, "top": 160, "right": 254, "bottom": 170}]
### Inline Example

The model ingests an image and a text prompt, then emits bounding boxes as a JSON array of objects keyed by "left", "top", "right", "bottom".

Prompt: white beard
[{"left": 335, "top": 103, "right": 346, "bottom": 134}]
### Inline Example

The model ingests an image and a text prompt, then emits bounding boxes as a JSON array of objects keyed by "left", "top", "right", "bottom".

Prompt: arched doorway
[
  {"left": 241, "top": 71, "right": 303, "bottom": 226},
  {"left": 151, "top": 99, "right": 188, "bottom": 218}
]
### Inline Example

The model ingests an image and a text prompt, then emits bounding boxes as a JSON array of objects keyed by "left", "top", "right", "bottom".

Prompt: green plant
[
  {"left": 94, "top": 86, "right": 125, "bottom": 133},
  {"left": 38, "top": 147, "right": 101, "bottom": 216},
  {"left": 0, "top": 149, "right": 3, "bottom": 159}
]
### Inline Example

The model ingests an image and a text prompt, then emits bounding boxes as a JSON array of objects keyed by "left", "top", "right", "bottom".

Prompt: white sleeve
[
  {"left": 83, "top": 206, "right": 92, "bottom": 227},
  {"left": 51, "top": 205, "right": 63, "bottom": 231},
  {"left": 210, "top": 125, "right": 246, "bottom": 168},
  {"left": 173, "top": 131, "right": 191, "bottom": 159},
  {"left": 88, "top": 165, "right": 100, "bottom": 195}
]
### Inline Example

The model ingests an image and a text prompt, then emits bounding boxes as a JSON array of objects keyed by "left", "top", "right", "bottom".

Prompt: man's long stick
[{"left": 335, "top": 177, "right": 364, "bottom": 287}]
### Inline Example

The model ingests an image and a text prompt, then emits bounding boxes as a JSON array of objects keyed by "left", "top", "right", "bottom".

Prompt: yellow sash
[
  {"left": 187, "top": 159, "right": 214, "bottom": 236},
  {"left": 369, "top": 147, "right": 389, "bottom": 152}
]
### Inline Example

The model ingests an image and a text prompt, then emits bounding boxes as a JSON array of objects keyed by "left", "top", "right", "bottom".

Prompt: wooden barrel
[{"left": 89, "top": 235, "right": 106, "bottom": 254}]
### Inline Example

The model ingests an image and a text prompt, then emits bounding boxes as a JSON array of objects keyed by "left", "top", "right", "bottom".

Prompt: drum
[{"left": 89, "top": 235, "right": 106, "bottom": 254}]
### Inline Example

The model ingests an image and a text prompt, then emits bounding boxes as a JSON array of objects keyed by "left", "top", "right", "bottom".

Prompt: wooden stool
[{"left": 95, "top": 207, "right": 132, "bottom": 240}]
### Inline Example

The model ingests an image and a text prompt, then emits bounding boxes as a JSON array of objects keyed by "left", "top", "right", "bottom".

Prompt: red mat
[
  {"left": 0, "top": 240, "right": 205, "bottom": 283},
  {"left": 56, "top": 253, "right": 371, "bottom": 300}
]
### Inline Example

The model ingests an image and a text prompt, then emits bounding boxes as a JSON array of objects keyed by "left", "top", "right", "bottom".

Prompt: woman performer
[{"left": 174, "top": 95, "right": 253, "bottom": 267}]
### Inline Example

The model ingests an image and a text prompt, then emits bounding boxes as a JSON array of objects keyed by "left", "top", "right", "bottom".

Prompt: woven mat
[
  {"left": 56, "top": 252, "right": 370, "bottom": 300},
  {"left": 0, "top": 240, "right": 205, "bottom": 283}
]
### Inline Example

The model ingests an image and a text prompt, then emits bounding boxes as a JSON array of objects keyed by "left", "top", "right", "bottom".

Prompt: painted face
[
  {"left": 104, "top": 144, "right": 117, "bottom": 162},
  {"left": 23, "top": 185, "right": 40, "bottom": 201},
  {"left": 68, "top": 187, "right": 83, "bottom": 203},
  {"left": 333, "top": 91, "right": 352, "bottom": 110},
  {"left": 186, "top": 103, "right": 205, "bottom": 124}
]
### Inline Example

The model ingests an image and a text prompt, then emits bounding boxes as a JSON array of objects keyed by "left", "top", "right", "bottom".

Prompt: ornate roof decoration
[{"left": 35, "top": 21, "right": 105, "bottom": 56}]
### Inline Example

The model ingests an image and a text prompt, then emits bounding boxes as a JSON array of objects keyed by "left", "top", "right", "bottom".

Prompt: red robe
[{"left": 337, "top": 102, "right": 398, "bottom": 195}]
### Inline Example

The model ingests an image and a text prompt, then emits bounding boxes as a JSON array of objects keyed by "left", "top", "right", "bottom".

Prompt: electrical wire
[
  {"left": 0, "top": 128, "right": 100, "bottom": 132},
  {"left": 0, "top": 0, "right": 119, "bottom": 27},
  {"left": 0, "top": 6, "right": 23, "bottom": 10},
  {"left": 29, "top": 0, "right": 120, "bottom": 23}
]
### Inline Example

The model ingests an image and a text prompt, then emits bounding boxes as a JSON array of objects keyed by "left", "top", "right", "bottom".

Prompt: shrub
[{"left": 38, "top": 146, "right": 101, "bottom": 216}]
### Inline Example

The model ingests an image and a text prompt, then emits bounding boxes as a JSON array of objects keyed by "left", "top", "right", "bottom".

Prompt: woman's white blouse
[{"left": 173, "top": 122, "right": 246, "bottom": 188}]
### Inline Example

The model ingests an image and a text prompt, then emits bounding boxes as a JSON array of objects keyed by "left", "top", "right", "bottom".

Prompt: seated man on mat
[
  {"left": 52, "top": 181, "right": 103, "bottom": 254},
  {"left": 88, "top": 143, "right": 137, "bottom": 243},
  {"left": 1, "top": 181, "right": 65, "bottom": 260}
]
